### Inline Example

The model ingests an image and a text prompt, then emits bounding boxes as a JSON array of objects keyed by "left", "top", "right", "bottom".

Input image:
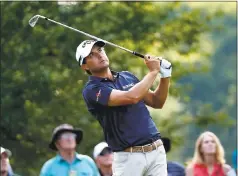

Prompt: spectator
[
  {"left": 1, "top": 147, "right": 12, "bottom": 176},
  {"left": 40, "top": 124, "right": 99, "bottom": 176},
  {"left": 1, "top": 147, "right": 21, "bottom": 176},
  {"left": 93, "top": 142, "right": 113, "bottom": 176},
  {"left": 186, "top": 131, "right": 236, "bottom": 176},
  {"left": 162, "top": 137, "right": 185, "bottom": 176}
]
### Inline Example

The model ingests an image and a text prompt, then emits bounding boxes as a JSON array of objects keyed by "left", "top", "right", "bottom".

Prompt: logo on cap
[{"left": 82, "top": 40, "right": 93, "bottom": 48}]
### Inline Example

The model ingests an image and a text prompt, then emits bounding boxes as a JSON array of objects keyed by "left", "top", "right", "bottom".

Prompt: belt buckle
[{"left": 143, "top": 143, "right": 153, "bottom": 153}]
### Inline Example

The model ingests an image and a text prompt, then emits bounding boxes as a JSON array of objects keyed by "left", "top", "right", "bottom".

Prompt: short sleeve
[
  {"left": 123, "top": 71, "right": 140, "bottom": 83},
  {"left": 83, "top": 83, "right": 113, "bottom": 106}
]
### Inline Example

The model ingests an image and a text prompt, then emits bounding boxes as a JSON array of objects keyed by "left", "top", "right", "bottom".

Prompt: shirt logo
[
  {"left": 96, "top": 89, "right": 101, "bottom": 102},
  {"left": 69, "top": 170, "right": 77, "bottom": 176},
  {"left": 122, "top": 83, "right": 134, "bottom": 89}
]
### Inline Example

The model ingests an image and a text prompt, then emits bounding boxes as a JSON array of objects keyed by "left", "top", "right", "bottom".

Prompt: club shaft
[{"left": 41, "top": 16, "right": 145, "bottom": 59}]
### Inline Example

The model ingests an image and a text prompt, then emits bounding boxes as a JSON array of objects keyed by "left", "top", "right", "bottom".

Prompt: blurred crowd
[{"left": 1, "top": 124, "right": 237, "bottom": 176}]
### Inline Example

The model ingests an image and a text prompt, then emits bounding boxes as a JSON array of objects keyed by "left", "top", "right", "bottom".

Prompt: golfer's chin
[
  {"left": 99, "top": 61, "right": 109, "bottom": 67},
  {"left": 94, "top": 65, "right": 109, "bottom": 72}
]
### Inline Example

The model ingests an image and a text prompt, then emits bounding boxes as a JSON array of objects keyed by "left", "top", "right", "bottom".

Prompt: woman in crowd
[{"left": 186, "top": 131, "right": 236, "bottom": 176}]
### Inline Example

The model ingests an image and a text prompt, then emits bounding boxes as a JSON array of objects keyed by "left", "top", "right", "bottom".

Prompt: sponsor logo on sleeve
[
  {"left": 122, "top": 83, "right": 134, "bottom": 89},
  {"left": 96, "top": 89, "right": 101, "bottom": 102}
]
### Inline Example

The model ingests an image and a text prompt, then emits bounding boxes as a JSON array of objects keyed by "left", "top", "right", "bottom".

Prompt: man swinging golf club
[
  {"left": 29, "top": 14, "right": 172, "bottom": 175},
  {"left": 76, "top": 39, "right": 172, "bottom": 176}
]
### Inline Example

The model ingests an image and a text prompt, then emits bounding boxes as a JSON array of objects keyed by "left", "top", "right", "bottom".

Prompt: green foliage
[
  {"left": 178, "top": 3, "right": 236, "bottom": 165},
  {"left": 1, "top": 1, "right": 235, "bottom": 175}
]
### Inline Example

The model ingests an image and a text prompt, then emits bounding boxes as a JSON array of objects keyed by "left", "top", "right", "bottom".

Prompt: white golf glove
[{"left": 158, "top": 58, "right": 172, "bottom": 78}]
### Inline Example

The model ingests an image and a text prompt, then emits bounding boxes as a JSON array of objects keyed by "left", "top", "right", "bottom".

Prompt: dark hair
[{"left": 85, "top": 70, "right": 92, "bottom": 75}]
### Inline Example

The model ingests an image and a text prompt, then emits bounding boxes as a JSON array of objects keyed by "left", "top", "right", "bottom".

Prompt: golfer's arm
[
  {"left": 144, "top": 78, "right": 170, "bottom": 109},
  {"left": 108, "top": 71, "right": 159, "bottom": 106}
]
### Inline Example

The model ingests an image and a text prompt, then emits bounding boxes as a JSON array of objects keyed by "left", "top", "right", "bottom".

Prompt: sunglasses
[
  {"left": 59, "top": 133, "right": 77, "bottom": 140},
  {"left": 99, "top": 147, "right": 112, "bottom": 156}
]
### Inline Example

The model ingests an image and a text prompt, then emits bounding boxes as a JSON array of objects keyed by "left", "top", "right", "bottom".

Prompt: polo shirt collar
[
  {"left": 89, "top": 70, "right": 119, "bottom": 82},
  {"left": 56, "top": 152, "right": 82, "bottom": 162}
]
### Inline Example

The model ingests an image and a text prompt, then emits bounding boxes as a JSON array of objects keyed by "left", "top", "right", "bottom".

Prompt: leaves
[{"left": 1, "top": 1, "right": 235, "bottom": 175}]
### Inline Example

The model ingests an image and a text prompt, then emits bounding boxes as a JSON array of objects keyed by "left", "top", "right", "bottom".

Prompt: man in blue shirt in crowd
[
  {"left": 75, "top": 40, "right": 172, "bottom": 176},
  {"left": 40, "top": 124, "right": 99, "bottom": 176}
]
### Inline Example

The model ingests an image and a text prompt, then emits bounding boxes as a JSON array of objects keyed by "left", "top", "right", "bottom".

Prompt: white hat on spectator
[
  {"left": 1, "top": 147, "right": 12, "bottom": 157},
  {"left": 93, "top": 142, "right": 110, "bottom": 159}
]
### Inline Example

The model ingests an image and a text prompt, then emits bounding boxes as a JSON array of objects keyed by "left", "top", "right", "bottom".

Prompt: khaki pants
[{"left": 112, "top": 145, "right": 167, "bottom": 176}]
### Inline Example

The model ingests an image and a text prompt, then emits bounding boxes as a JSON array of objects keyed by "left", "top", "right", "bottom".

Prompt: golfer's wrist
[{"left": 149, "top": 70, "right": 160, "bottom": 75}]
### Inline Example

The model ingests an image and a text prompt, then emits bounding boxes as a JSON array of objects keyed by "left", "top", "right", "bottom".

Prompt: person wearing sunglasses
[
  {"left": 40, "top": 124, "right": 100, "bottom": 176},
  {"left": 93, "top": 142, "right": 113, "bottom": 176}
]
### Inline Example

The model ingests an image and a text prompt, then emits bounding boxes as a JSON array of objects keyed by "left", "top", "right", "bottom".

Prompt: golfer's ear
[
  {"left": 81, "top": 64, "right": 89, "bottom": 71},
  {"left": 81, "top": 64, "right": 91, "bottom": 75}
]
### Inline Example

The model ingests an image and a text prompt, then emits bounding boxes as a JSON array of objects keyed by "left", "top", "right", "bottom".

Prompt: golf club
[{"left": 29, "top": 14, "right": 145, "bottom": 59}]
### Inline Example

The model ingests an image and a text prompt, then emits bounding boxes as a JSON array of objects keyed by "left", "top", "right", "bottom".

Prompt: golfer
[{"left": 76, "top": 40, "right": 172, "bottom": 176}]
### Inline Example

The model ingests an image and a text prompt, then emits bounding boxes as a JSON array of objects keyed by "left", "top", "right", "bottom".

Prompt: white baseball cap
[
  {"left": 75, "top": 40, "right": 105, "bottom": 66},
  {"left": 93, "top": 142, "right": 110, "bottom": 159},
  {"left": 1, "top": 147, "right": 12, "bottom": 157}
]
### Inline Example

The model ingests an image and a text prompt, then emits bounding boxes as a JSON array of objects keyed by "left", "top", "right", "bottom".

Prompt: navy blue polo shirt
[{"left": 82, "top": 71, "right": 161, "bottom": 151}]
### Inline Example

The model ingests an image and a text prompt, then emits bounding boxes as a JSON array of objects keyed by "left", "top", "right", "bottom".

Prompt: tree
[
  {"left": 1, "top": 2, "right": 229, "bottom": 175},
  {"left": 178, "top": 2, "right": 236, "bottom": 165}
]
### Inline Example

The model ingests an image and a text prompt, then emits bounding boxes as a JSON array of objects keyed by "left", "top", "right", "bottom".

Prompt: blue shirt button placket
[{"left": 68, "top": 164, "right": 77, "bottom": 176}]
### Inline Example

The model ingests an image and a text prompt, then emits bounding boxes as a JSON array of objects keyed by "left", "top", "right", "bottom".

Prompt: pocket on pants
[
  {"left": 114, "top": 152, "right": 130, "bottom": 163},
  {"left": 158, "top": 145, "right": 166, "bottom": 155},
  {"left": 112, "top": 152, "right": 130, "bottom": 176}
]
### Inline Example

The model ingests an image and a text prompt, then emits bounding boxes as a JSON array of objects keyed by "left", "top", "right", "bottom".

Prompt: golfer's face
[
  {"left": 84, "top": 45, "right": 109, "bottom": 72},
  {"left": 57, "top": 132, "right": 76, "bottom": 150},
  {"left": 201, "top": 135, "right": 216, "bottom": 154},
  {"left": 0, "top": 153, "right": 8, "bottom": 172}
]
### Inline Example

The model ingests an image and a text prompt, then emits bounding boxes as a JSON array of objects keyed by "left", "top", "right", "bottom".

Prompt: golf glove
[{"left": 159, "top": 58, "right": 172, "bottom": 78}]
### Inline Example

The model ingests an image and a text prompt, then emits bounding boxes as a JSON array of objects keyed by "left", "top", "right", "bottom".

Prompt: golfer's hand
[
  {"left": 144, "top": 54, "right": 160, "bottom": 73},
  {"left": 160, "top": 58, "right": 172, "bottom": 78}
]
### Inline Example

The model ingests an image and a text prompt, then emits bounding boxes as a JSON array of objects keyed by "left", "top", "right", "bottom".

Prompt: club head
[{"left": 29, "top": 15, "right": 40, "bottom": 27}]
